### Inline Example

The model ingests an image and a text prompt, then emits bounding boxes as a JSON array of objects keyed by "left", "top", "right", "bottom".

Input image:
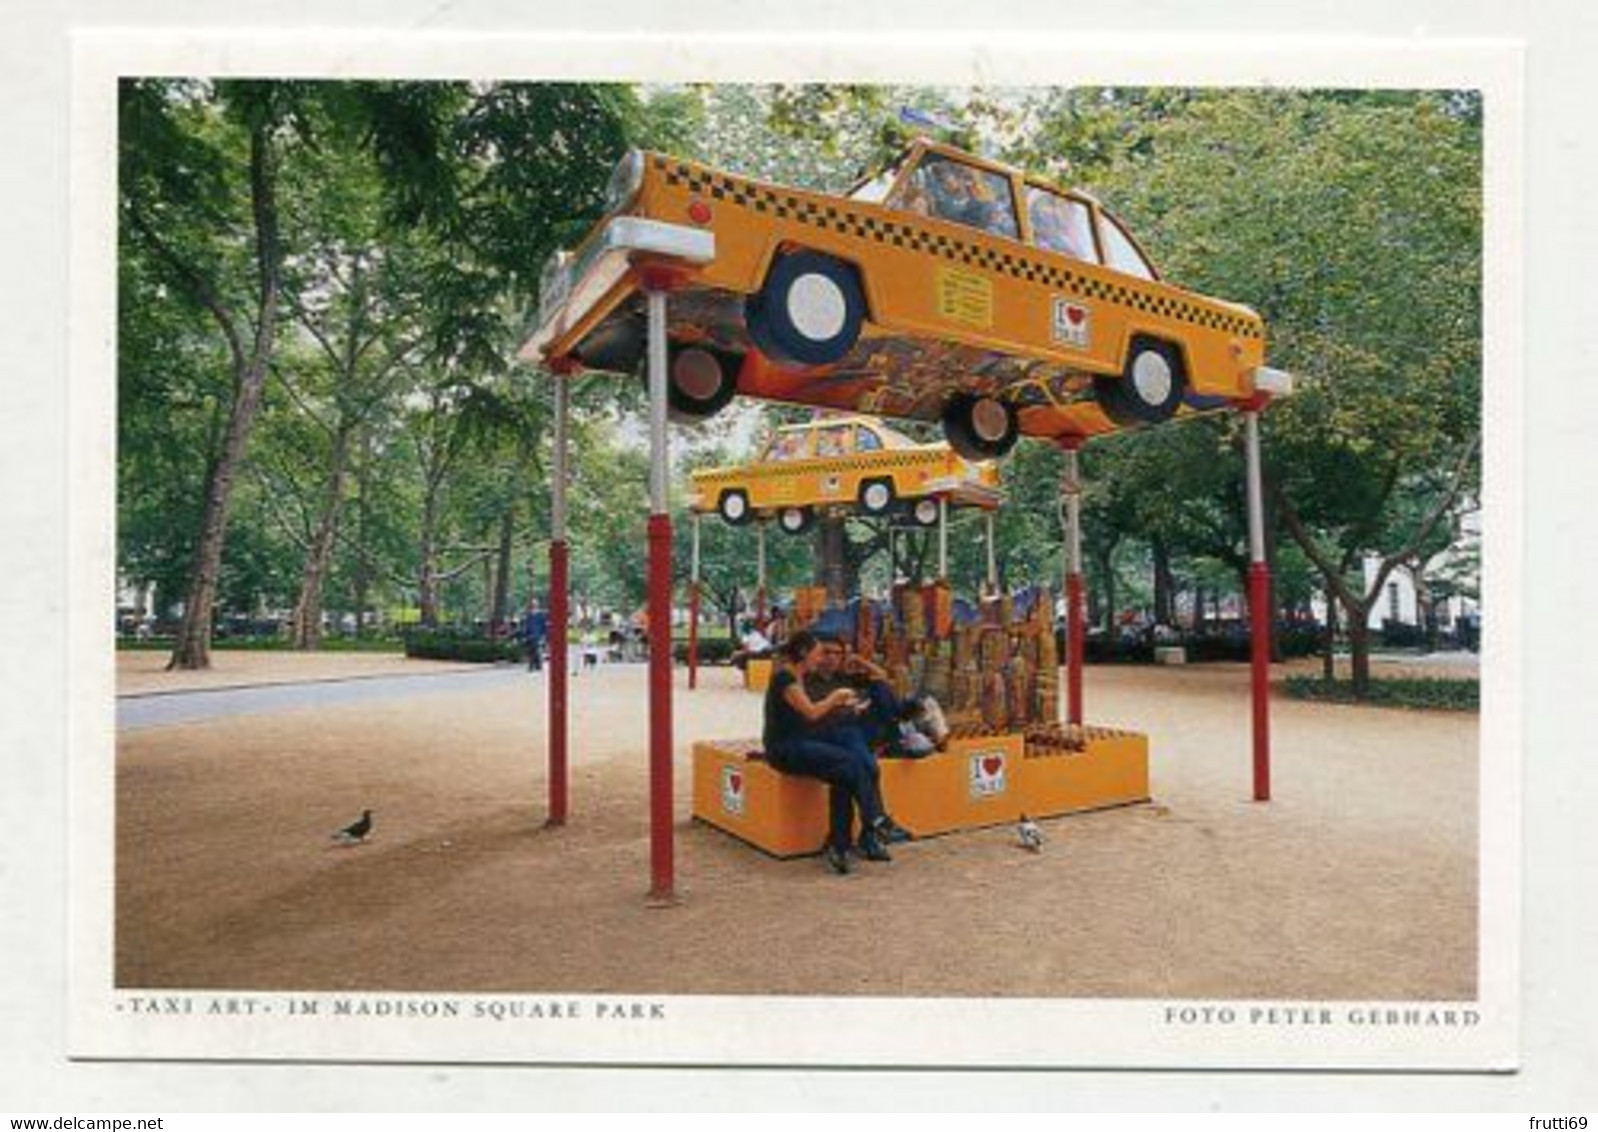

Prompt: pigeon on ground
[
  {"left": 1017, "top": 813, "right": 1043, "bottom": 853},
  {"left": 333, "top": 809, "right": 373, "bottom": 845}
]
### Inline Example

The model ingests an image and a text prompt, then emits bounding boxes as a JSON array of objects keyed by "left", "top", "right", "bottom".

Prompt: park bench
[{"left": 690, "top": 723, "right": 1150, "bottom": 858}]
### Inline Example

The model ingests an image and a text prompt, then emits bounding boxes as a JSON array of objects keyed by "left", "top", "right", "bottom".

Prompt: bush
[
  {"left": 402, "top": 627, "right": 521, "bottom": 663},
  {"left": 673, "top": 636, "right": 737, "bottom": 665},
  {"left": 1283, "top": 675, "right": 1478, "bottom": 711},
  {"left": 1378, "top": 620, "right": 1428, "bottom": 650}
]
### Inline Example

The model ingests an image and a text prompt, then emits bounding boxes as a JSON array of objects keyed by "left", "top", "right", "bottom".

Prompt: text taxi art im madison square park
[{"left": 521, "top": 137, "right": 1293, "bottom": 449}]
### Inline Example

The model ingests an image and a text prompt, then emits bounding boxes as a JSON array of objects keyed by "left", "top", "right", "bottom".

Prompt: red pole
[
  {"left": 1061, "top": 439, "right": 1085, "bottom": 727},
  {"left": 1248, "top": 561, "right": 1272, "bottom": 802},
  {"left": 547, "top": 538, "right": 569, "bottom": 825},
  {"left": 1067, "top": 571, "right": 1085, "bottom": 726},
  {"left": 643, "top": 280, "right": 676, "bottom": 902},
  {"left": 1243, "top": 402, "right": 1272, "bottom": 802},
  {"left": 687, "top": 581, "right": 700, "bottom": 690},
  {"left": 547, "top": 360, "right": 572, "bottom": 827},
  {"left": 647, "top": 512, "right": 675, "bottom": 899}
]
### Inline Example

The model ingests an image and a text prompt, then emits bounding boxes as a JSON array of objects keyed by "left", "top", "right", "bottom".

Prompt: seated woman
[
  {"left": 729, "top": 619, "right": 773, "bottom": 672},
  {"left": 762, "top": 630, "right": 892, "bottom": 874}
]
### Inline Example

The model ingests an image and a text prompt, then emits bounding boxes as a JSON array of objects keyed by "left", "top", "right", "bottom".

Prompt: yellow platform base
[
  {"left": 743, "top": 657, "right": 773, "bottom": 693},
  {"left": 691, "top": 725, "right": 1150, "bottom": 858}
]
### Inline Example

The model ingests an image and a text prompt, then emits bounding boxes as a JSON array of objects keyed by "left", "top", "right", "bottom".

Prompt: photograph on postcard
[{"left": 79, "top": 39, "right": 1513, "bottom": 1068}]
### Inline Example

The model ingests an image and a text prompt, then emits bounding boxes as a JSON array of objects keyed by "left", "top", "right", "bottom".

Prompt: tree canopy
[{"left": 117, "top": 80, "right": 1482, "bottom": 694}]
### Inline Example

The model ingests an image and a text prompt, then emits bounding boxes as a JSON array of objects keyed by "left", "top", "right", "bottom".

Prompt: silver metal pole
[
  {"left": 691, "top": 510, "right": 701, "bottom": 584},
  {"left": 1063, "top": 448, "right": 1082, "bottom": 574},
  {"left": 938, "top": 496, "right": 949, "bottom": 578},
  {"left": 1245, "top": 410, "right": 1266, "bottom": 564},
  {"left": 552, "top": 374, "right": 569, "bottom": 540},
  {"left": 647, "top": 290, "right": 669, "bottom": 515}
]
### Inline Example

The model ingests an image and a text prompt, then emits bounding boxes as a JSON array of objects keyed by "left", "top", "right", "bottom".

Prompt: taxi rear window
[{"left": 1025, "top": 187, "right": 1099, "bottom": 263}]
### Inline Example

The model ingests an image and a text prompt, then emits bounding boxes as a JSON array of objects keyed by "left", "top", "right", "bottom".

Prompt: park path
[{"left": 116, "top": 665, "right": 536, "bottom": 730}]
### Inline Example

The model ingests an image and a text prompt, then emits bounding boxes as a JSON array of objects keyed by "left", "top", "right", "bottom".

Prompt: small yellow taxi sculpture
[
  {"left": 689, "top": 415, "right": 1000, "bottom": 533},
  {"left": 523, "top": 138, "right": 1290, "bottom": 457}
]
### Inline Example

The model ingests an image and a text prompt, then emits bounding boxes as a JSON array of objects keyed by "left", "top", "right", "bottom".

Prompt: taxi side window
[
  {"left": 1099, "top": 212, "right": 1156, "bottom": 281},
  {"left": 815, "top": 426, "right": 851, "bottom": 458},
  {"left": 896, "top": 155, "right": 1019, "bottom": 240},
  {"left": 855, "top": 426, "right": 883, "bottom": 453},
  {"left": 1025, "top": 187, "right": 1099, "bottom": 263}
]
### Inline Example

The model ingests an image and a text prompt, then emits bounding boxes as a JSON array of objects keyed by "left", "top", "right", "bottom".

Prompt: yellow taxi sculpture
[
  {"left": 689, "top": 416, "right": 1000, "bottom": 533},
  {"left": 523, "top": 137, "right": 1291, "bottom": 458}
]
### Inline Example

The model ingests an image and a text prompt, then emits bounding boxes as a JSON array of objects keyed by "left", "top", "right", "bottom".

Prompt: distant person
[
  {"left": 731, "top": 619, "right": 773, "bottom": 672},
  {"left": 521, "top": 598, "right": 548, "bottom": 672},
  {"left": 763, "top": 630, "right": 892, "bottom": 874}
]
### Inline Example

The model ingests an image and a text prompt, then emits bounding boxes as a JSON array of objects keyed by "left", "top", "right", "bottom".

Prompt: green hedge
[
  {"left": 402, "top": 628, "right": 521, "bottom": 663},
  {"left": 1283, "top": 675, "right": 1478, "bottom": 711},
  {"left": 672, "top": 637, "right": 737, "bottom": 665}
]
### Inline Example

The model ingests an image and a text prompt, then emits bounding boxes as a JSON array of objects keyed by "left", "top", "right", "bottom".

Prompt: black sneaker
[
  {"left": 857, "top": 833, "right": 892, "bottom": 863},
  {"left": 823, "top": 842, "right": 851, "bottom": 875},
  {"left": 875, "top": 816, "right": 914, "bottom": 845}
]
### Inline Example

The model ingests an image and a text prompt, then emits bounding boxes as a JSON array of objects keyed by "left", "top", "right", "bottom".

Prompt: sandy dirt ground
[{"left": 115, "top": 655, "right": 1478, "bottom": 1000}]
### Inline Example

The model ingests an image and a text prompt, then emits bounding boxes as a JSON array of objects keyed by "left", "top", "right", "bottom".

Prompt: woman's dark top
[{"left": 762, "top": 667, "right": 810, "bottom": 752}]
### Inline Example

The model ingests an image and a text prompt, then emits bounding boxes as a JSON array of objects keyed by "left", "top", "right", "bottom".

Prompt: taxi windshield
[{"left": 846, "top": 153, "right": 908, "bottom": 203}]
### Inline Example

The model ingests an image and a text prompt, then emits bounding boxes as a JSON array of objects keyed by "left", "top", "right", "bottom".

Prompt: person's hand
[{"left": 826, "top": 688, "right": 861, "bottom": 712}]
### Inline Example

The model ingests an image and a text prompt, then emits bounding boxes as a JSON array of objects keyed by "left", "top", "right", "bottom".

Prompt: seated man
[{"left": 803, "top": 635, "right": 954, "bottom": 844}]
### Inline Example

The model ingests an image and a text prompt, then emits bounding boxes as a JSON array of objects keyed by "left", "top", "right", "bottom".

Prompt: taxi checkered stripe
[
  {"left": 695, "top": 450, "right": 946, "bottom": 483},
  {"left": 658, "top": 157, "right": 1262, "bottom": 341}
]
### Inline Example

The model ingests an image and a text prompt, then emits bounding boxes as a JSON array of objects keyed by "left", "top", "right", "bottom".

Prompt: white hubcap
[
  {"left": 787, "top": 273, "right": 848, "bottom": 342},
  {"left": 863, "top": 483, "right": 890, "bottom": 511},
  {"left": 1131, "top": 350, "right": 1174, "bottom": 406},
  {"left": 970, "top": 397, "right": 1011, "bottom": 443},
  {"left": 723, "top": 494, "right": 747, "bottom": 520},
  {"left": 915, "top": 499, "right": 939, "bottom": 525},
  {"left": 781, "top": 509, "right": 804, "bottom": 530}
]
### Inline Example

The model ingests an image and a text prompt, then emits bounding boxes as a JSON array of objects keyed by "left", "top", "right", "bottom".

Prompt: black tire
[
  {"left": 717, "top": 489, "right": 753, "bottom": 526},
  {"left": 858, "top": 477, "right": 897, "bottom": 515},
  {"left": 1095, "top": 337, "right": 1187, "bottom": 426},
  {"left": 664, "top": 344, "right": 740, "bottom": 422},
  {"left": 776, "top": 506, "right": 813, "bottom": 535},
  {"left": 941, "top": 392, "right": 1020, "bottom": 461},
  {"left": 744, "top": 251, "right": 866, "bottom": 367},
  {"left": 909, "top": 497, "right": 942, "bottom": 528}
]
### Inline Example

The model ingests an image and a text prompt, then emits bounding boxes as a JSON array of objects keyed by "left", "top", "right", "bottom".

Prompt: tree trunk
[
  {"left": 290, "top": 427, "right": 352, "bottom": 650},
  {"left": 167, "top": 119, "right": 282, "bottom": 670},
  {"left": 418, "top": 490, "right": 441, "bottom": 627},
  {"left": 1321, "top": 588, "right": 1339, "bottom": 682},
  {"left": 353, "top": 441, "right": 372, "bottom": 636},
  {"left": 1151, "top": 537, "right": 1175, "bottom": 626},
  {"left": 1095, "top": 550, "right": 1117, "bottom": 632},
  {"left": 491, "top": 507, "right": 515, "bottom": 632},
  {"left": 1346, "top": 604, "right": 1374, "bottom": 697},
  {"left": 814, "top": 515, "right": 852, "bottom": 604}
]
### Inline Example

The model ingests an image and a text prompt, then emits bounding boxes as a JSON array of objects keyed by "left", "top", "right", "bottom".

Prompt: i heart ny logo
[
  {"left": 1065, "top": 305, "right": 1086, "bottom": 325},
  {"left": 721, "top": 765, "right": 747, "bottom": 816},
  {"left": 970, "top": 750, "right": 1008, "bottom": 799}
]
